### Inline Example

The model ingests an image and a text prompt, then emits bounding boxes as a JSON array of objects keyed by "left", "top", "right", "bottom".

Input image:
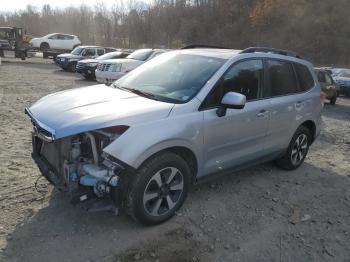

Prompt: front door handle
[
  {"left": 295, "top": 101, "right": 304, "bottom": 108},
  {"left": 257, "top": 110, "right": 269, "bottom": 118}
]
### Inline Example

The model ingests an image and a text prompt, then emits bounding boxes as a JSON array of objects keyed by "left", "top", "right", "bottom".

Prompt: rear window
[
  {"left": 317, "top": 71, "right": 326, "bottom": 83},
  {"left": 267, "top": 60, "right": 298, "bottom": 96},
  {"left": 294, "top": 63, "right": 314, "bottom": 91}
]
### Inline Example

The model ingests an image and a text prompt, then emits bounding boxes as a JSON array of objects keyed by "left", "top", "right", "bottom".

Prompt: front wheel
[
  {"left": 125, "top": 152, "right": 191, "bottom": 225},
  {"left": 68, "top": 62, "right": 77, "bottom": 72},
  {"left": 275, "top": 126, "right": 311, "bottom": 170},
  {"left": 40, "top": 42, "right": 50, "bottom": 51}
]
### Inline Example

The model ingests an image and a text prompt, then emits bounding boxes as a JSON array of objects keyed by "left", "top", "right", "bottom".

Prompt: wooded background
[{"left": 0, "top": 0, "right": 349, "bottom": 65}]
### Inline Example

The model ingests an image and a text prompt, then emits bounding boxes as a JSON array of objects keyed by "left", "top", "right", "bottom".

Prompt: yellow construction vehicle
[{"left": 0, "top": 27, "right": 33, "bottom": 60}]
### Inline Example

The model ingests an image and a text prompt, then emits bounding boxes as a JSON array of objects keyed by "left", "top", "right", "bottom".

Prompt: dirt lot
[{"left": 0, "top": 58, "right": 349, "bottom": 262}]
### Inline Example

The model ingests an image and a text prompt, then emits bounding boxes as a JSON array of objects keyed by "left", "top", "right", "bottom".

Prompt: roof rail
[
  {"left": 181, "top": 44, "right": 231, "bottom": 50},
  {"left": 240, "top": 47, "right": 302, "bottom": 59}
]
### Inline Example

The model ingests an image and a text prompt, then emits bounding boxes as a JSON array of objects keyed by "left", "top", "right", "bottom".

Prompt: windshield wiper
[
  {"left": 128, "top": 88, "right": 159, "bottom": 100},
  {"left": 114, "top": 85, "right": 159, "bottom": 100}
]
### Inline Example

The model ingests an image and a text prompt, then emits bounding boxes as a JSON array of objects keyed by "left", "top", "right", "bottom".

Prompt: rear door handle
[{"left": 257, "top": 110, "right": 269, "bottom": 117}]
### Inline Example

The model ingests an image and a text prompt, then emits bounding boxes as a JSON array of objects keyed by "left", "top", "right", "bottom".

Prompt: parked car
[
  {"left": 95, "top": 49, "right": 167, "bottom": 84},
  {"left": 314, "top": 68, "right": 338, "bottom": 104},
  {"left": 55, "top": 46, "right": 117, "bottom": 72},
  {"left": 29, "top": 33, "right": 81, "bottom": 51},
  {"left": 26, "top": 46, "right": 322, "bottom": 225},
  {"left": 332, "top": 69, "right": 350, "bottom": 97},
  {"left": 76, "top": 50, "right": 131, "bottom": 79}
]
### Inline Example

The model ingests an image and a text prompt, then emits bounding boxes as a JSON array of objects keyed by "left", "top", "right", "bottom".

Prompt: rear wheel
[
  {"left": 125, "top": 152, "right": 191, "bottom": 225},
  {"left": 275, "top": 126, "right": 311, "bottom": 170}
]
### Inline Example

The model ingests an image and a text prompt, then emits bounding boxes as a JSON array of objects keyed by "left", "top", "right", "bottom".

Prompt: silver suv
[{"left": 26, "top": 46, "right": 322, "bottom": 225}]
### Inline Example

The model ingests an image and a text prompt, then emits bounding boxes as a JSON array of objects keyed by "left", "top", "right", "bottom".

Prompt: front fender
[
  {"left": 103, "top": 110, "right": 204, "bottom": 174},
  {"left": 129, "top": 138, "right": 201, "bottom": 170}
]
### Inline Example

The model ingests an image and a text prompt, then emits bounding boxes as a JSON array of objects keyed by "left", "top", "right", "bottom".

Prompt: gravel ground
[{"left": 0, "top": 58, "right": 349, "bottom": 262}]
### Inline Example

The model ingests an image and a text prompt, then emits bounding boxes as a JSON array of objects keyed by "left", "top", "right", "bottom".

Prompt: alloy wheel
[
  {"left": 143, "top": 167, "right": 184, "bottom": 217},
  {"left": 291, "top": 134, "right": 308, "bottom": 166}
]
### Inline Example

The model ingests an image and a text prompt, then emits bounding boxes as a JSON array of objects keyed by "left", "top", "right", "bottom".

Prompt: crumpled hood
[{"left": 28, "top": 85, "right": 174, "bottom": 139}]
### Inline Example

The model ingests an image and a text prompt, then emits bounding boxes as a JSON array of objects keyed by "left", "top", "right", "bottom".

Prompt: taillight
[
  {"left": 101, "top": 125, "right": 129, "bottom": 134},
  {"left": 320, "top": 92, "right": 326, "bottom": 105}
]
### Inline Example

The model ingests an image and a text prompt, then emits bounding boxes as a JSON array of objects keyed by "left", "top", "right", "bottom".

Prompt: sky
[{"left": 0, "top": 0, "right": 152, "bottom": 12}]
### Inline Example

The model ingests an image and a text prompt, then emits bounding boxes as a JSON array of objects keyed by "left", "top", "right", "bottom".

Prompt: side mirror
[{"left": 216, "top": 92, "right": 246, "bottom": 117}]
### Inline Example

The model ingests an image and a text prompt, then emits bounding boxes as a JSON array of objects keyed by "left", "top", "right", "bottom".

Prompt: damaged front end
[{"left": 26, "top": 108, "right": 130, "bottom": 213}]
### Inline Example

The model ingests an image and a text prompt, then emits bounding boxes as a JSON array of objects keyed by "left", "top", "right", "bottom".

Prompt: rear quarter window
[{"left": 294, "top": 63, "right": 315, "bottom": 91}]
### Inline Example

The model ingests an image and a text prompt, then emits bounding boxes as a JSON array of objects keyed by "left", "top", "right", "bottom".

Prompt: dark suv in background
[{"left": 55, "top": 46, "right": 117, "bottom": 72}]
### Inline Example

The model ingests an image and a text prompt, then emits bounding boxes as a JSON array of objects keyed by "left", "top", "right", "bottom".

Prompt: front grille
[{"left": 97, "top": 63, "right": 112, "bottom": 71}]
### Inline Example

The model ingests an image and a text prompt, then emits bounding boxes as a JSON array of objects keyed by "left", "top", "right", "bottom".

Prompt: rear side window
[
  {"left": 294, "top": 63, "right": 314, "bottom": 91},
  {"left": 65, "top": 35, "right": 74, "bottom": 40},
  {"left": 97, "top": 49, "right": 105, "bottom": 56},
  {"left": 267, "top": 60, "right": 298, "bottom": 96}
]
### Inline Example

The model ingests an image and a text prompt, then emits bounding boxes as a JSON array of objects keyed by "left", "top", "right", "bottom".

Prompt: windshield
[
  {"left": 96, "top": 52, "right": 122, "bottom": 60},
  {"left": 127, "top": 49, "right": 153, "bottom": 61},
  {"left": 337, "top": 70, "right": 350, "bottom": 78},
  {"left": 71, "top": 47, "right": 83, "bottom": 55},
  {"left": 113, "top": 53, "right": 226, "bottom": 103}
]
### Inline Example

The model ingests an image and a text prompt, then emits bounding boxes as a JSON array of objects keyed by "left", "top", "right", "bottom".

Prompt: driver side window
[
  {"left": 83, "top": 49, "right": 96, "bottom": 56},
  {"left": 203, "top": 59, "right": 263, "bottom": 108}
]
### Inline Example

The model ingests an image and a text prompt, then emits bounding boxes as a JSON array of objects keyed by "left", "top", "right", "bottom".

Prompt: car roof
[
  {"left": 44, "top": 33, "right": 76, "bottom": 37},
  {"left": 178, "top": 48, "right": 241, "bottom": 59},
  {"left": 78, "top": 45, "right": 102, "bottom": 49},
  {"left": 174, "top": 47, "right": 313, "bottom": 70}
]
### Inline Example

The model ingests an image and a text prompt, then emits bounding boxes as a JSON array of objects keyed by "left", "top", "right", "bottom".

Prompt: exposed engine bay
[{"left": 31, "top": 129, "right": 126, "bottom": 209}]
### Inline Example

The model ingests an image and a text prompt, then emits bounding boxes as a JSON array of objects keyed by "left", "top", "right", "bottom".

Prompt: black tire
[
  {"left": 40, "top": 42, "right": 50, "bottom": 51},
  {"left": 68, "top": 62, "right": 77, "bottom": 72},
  {"left": 125, "top": 151, "right": 191, "bottom": 225},
  {"left": 330, "top": 95, "right": 337, "bottom": 105},
  {"left": 275, "top": 126, "right": 311, "bottom": 170},
  {"left": 20, "top": 51, "right": 26, "bottom": 60}
]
